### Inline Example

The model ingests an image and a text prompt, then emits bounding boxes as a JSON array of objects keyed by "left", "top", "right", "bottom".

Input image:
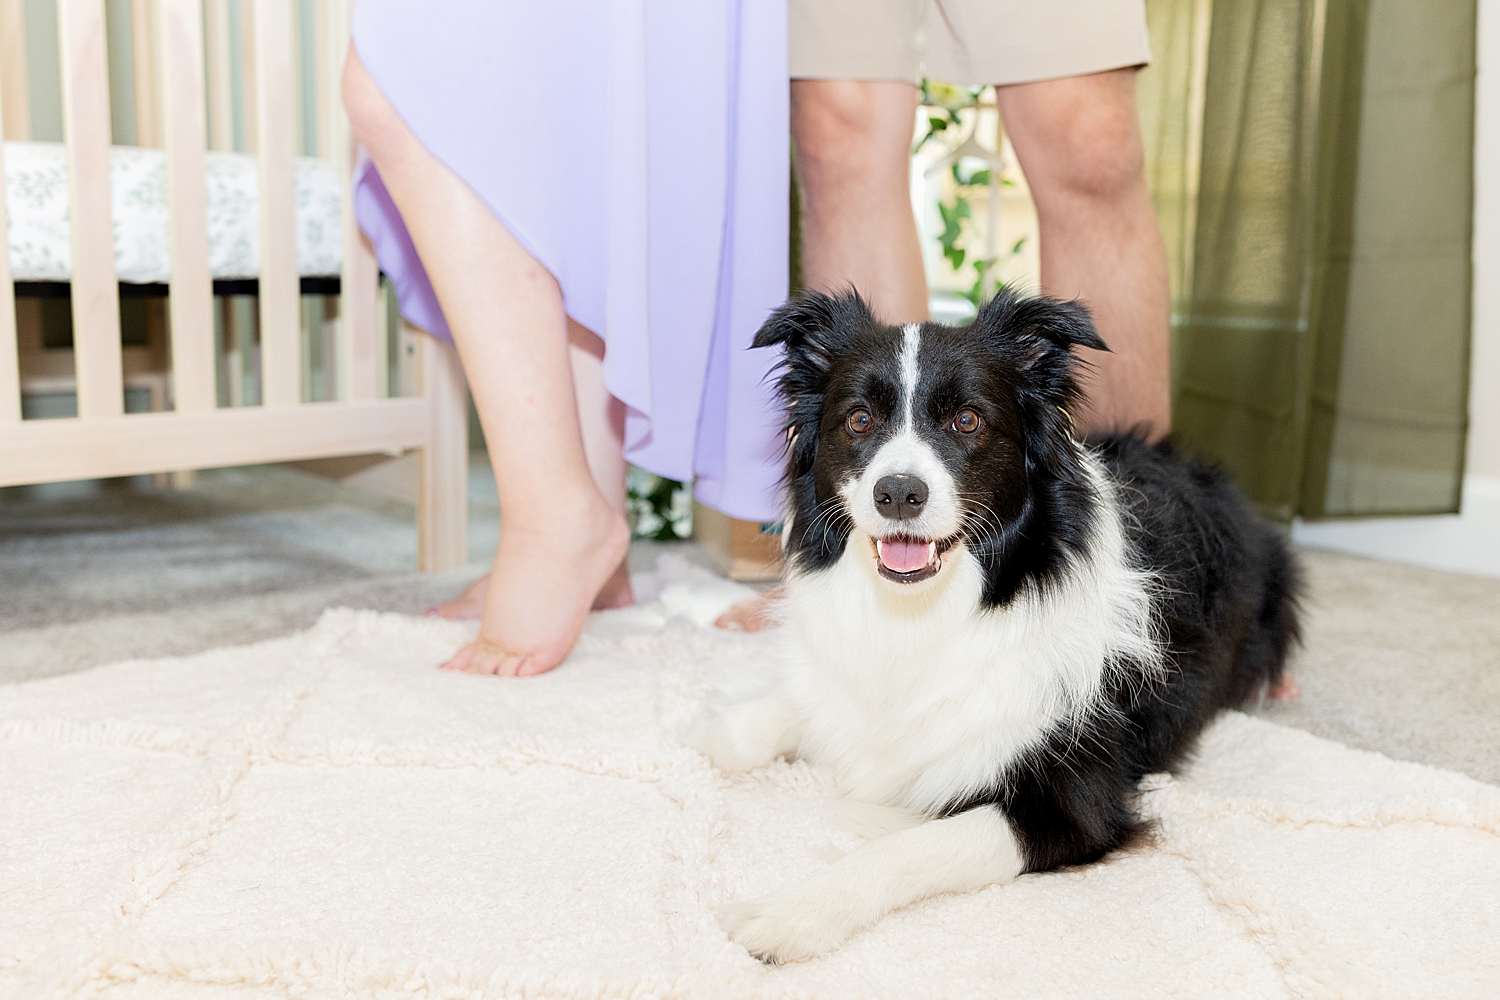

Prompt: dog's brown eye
[
  {"left": 953, "top": 408, "right": 982, "bottom": 434},
  {"left": 847, "top": 409, "right": 873, "bottom": 434}
]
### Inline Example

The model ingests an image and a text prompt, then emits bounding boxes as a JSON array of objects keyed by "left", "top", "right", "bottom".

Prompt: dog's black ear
[
  {"left": 972, "top": 289, "right": 1108, "bottom": 407},
  {"left": 754, "top": 290, "right": 872, "bottom": 365},
  {"left": 754, "top": 291, "right": 875, "bottom": 480},
  {"left": 752, "top": 290, "right": 875, "bottom": 401},
  {"left": 974, "top": 288, "right": 1109, "bottom": 361}
]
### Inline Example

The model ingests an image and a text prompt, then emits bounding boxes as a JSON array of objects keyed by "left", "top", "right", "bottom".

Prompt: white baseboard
[{"left": 1292, "top": 475, "right": 1500, "bottom": 579}]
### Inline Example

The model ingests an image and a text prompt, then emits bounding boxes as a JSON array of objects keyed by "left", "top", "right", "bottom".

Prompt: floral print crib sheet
[{"left": 3, "top": 141, "right": 343, "bottom": 284}]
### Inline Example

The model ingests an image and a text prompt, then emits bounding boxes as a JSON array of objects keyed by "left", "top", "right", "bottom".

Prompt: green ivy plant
[
  {"left": 626, "top": 466, "right": 693, "bottom": 541},
  {"left": 917, "top": 80, "right": 1028, "bottom": 308}
]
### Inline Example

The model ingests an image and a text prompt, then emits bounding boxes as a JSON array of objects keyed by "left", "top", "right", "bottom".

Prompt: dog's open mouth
[{"left": 872, "top": 535, "right": 956, "bottom": 584}]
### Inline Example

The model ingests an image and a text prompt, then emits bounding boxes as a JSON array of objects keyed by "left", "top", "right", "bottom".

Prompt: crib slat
[
  {"left": 203, "top": 0, "right": 233, "bottom": 151},
  {"left": 327, "top": 0, "right": 379, "bottom": 401},
  {"left": 158, "top": 0, "right": 214, "bottom": 413},
  {"left": 58, "top": 0, "right": 123, "bottom": 420},
  {"left": 1, "top": 0, "right": 31, "bottom": 141},
  {"left": 130, "top": 0, "right": 158, "bottom": 146},
  {"left": 253, "top": 0, "right": 300, "bottom": 407},
  {"left": 0, "top": 15, "right": 23, "bottom": 423},
  {"left": 0, "top": 130, "right": 19, "bottom": 422},
  {"left": 417, "top": 331, "right": 469, "bottom": 571}
]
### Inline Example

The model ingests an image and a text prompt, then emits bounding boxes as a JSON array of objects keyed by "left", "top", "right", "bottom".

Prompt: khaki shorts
[{"left": 789, "top": 0, "right": 1152, "bottom": 86}]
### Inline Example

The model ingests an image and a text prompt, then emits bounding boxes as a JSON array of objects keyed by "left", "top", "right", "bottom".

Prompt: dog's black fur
[
  {"left": 754, "top": 288, "right": 1303, "bottom": 874},
  {"left": 965, "top": 429, "right": 1305, "bottom": 871}
]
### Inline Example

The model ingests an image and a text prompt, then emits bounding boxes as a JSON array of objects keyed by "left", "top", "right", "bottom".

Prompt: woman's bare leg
[
  {"left": 428, "top": 321, "right": 634, "bottom": 619},
  {"left": 345, "top": 49, "right": 627, "bottom": 676},
  {"left": 568, "top": 322, "right": 635, "bottom": 608}
]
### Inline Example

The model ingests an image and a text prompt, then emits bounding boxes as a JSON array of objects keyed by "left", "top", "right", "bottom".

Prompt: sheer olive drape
[{"left": 1139, "top": 0, "right": 1476, "bottom": 521}]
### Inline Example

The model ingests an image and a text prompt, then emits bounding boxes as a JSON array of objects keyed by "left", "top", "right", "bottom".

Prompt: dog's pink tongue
[{"left": 878, "top": 538, "right": 935, "bottom": 573}]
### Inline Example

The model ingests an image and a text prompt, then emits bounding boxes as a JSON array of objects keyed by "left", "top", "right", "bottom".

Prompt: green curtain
[{"left": 1140, "top": 0, "right": 1476, "bottom": 521}]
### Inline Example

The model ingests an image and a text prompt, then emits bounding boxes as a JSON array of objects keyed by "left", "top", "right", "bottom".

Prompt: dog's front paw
[
  {"left": 682, "top": 697, "right": 798, "bottom": 774},
  {"left": 719, "top": 886, "right": 857, "bottom": 964},
  {"left": 683, "top": 709, "right": 755, "bottom": 773}
]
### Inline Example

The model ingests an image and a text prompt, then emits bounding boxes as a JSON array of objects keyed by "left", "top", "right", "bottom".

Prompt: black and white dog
[{"left": 693, "top": 290, "right": 1301, "bottom": 963}]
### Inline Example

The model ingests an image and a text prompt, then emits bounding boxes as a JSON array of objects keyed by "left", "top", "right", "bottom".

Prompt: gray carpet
[{"left": 2, "top": 458, "right": 1496, "bottom": 787}]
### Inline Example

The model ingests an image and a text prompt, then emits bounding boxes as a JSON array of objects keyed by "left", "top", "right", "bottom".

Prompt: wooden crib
[{"left": 0, "top": 0, "right": 468, "bottom": 571}]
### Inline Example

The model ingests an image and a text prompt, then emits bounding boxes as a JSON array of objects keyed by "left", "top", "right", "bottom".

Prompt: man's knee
[
  {"left": 792, "top": 80, "right": 915, "bottom": 188},
  {"left": 1013, "top": 77, "right": 1148, "bottom": 205},
  {"left": 1049, "top": 110, "right": 1145, "bottom": 203}
]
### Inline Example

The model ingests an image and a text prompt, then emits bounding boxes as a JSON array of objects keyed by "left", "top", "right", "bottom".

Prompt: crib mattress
[{"left": 3, "top": 141, "right": 343, "bottom": 284}]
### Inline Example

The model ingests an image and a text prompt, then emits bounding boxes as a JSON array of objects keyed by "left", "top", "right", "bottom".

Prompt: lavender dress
[{"left": 352, "top": 1, "right": 789, "bottom": 521}]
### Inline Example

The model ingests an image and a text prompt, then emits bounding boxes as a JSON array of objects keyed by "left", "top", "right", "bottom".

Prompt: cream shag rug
[{"left": 2, "top": 560, "right": 1497, "bottom": 1000}]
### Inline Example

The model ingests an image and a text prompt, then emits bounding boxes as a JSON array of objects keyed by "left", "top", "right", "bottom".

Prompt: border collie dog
[{"left": 694, "top": 290, "right": 1301, "bottom": 963}]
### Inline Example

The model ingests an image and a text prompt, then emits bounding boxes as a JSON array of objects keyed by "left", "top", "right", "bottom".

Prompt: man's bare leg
[
  {"left": 791, "top": 80, "right": 930, "bottom": 323},
  {"left": 995, "top": 68, "right": 1172, "bottom": 439},
  {"left": 428, "top": 321, "right": 634, "bottom": 620},
  {"left": 717, "top": 81, "right": 933, "bottom": 634},
  {"left": 345, "top": 50, "right": 628, "bottom": 676},
  {"left": 716, "top": 81, "right": 931, "bottom": 634},
  {"left": 1003, "top": 75, "right": 1296, "bottom": 702}
]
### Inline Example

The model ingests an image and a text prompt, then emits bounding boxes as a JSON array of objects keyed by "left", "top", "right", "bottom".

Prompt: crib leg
[{"left": 416, "top": 328, "right": 469, "bottom": 572}]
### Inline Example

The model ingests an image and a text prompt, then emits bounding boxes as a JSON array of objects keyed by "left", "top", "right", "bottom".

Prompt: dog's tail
[{"left": 1236, "top": 528, "right": 1304, "bottom": 703}]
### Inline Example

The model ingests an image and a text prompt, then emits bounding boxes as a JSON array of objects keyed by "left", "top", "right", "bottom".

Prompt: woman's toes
[
  {"left": 440, "top": 638, "right": 523, "bottom": 676},
  {"left": 514, "top": 656, "right": 547, "bottom": 678}
]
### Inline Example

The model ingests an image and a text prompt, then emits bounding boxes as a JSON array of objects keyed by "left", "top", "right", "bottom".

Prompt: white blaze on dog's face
[{"left": 839, "top": 325, "right": 960, "bottom": 582}]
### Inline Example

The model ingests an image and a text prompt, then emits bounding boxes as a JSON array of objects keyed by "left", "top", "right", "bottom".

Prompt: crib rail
[
  {"left": 0, "top": 126, "right": 16, "bottom": 423},
  {"left": 0, "top": 0, "right": 468, "bottom": 572}
]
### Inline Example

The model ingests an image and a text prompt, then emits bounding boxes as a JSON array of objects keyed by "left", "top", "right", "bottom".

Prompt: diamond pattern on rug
[{"left": 2, "top": 566, "right": 1498, "bottom": 999}]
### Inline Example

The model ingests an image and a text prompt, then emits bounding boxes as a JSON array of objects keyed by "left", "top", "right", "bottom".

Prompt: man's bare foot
[
  {"left": 1266, "top": 674, "right": 1301, "bottom": 702},
  {"left": 440, "top": 495, "right": 630, "bottom": 677},
  {"left": 714, "top": 587, "right": 785, "bottom": 633},
  {"left": 427, "top": 555, "right": 634, "bottom": 620}
]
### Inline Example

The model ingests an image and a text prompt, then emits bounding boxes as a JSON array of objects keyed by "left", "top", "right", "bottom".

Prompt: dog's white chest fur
[{"left": 779, "top": 476, "right": 1160, "bottom": 814}]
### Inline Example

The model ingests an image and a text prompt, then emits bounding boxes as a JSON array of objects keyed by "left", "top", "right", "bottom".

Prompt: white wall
[
  {"left": 1293, "top": 0, "right": 1500, "bottom": 577},
  {"left": 1470, "top": 0, "right": 1500, "bottom": 481}
]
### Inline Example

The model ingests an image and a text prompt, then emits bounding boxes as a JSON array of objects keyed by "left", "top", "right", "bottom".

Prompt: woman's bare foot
[
  {"left": 714, "top": 587, "right": 785, "bottom": 633},
  {"left": 427, "top": 554, "right": 634, "bottom": 620},
  {"left": 440, "top": 495, "right": 630, "bottom": 677},
  {"left": 1266, "top": 674, "right": 1301, "bottom": 701},
  {"left": 425, "top": 574, "right": 490, "bottom": 620},
  {"left": 593, "top": 558, "right": 635, "bottom": 610}
]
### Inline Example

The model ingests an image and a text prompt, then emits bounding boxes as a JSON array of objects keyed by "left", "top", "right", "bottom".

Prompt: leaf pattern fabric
[{"left": 3, "top": 141, "right": 343, "bottom": 283}]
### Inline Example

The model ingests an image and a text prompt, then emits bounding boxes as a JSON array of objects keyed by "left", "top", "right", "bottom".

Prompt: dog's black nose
[{"left": 874, "top": 474, "right": 928, "bottom": 520}]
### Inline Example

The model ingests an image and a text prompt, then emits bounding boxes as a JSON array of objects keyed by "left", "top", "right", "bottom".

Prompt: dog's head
[{"left": 754, "top": 289, "right": 1108, "bottom": 607}]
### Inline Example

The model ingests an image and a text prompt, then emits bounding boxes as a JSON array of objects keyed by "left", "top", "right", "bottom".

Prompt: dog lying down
[{"left": 690, "top": 290, "right": 1302, "bottom": 964}]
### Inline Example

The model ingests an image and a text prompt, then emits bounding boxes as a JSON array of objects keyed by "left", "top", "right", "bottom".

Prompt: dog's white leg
[
  {"left": 721, "top": 805, "right": 1023, "bottom": 963},
  {"left": 687, "top": 696, "right": 802, "bottom": 773}
]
